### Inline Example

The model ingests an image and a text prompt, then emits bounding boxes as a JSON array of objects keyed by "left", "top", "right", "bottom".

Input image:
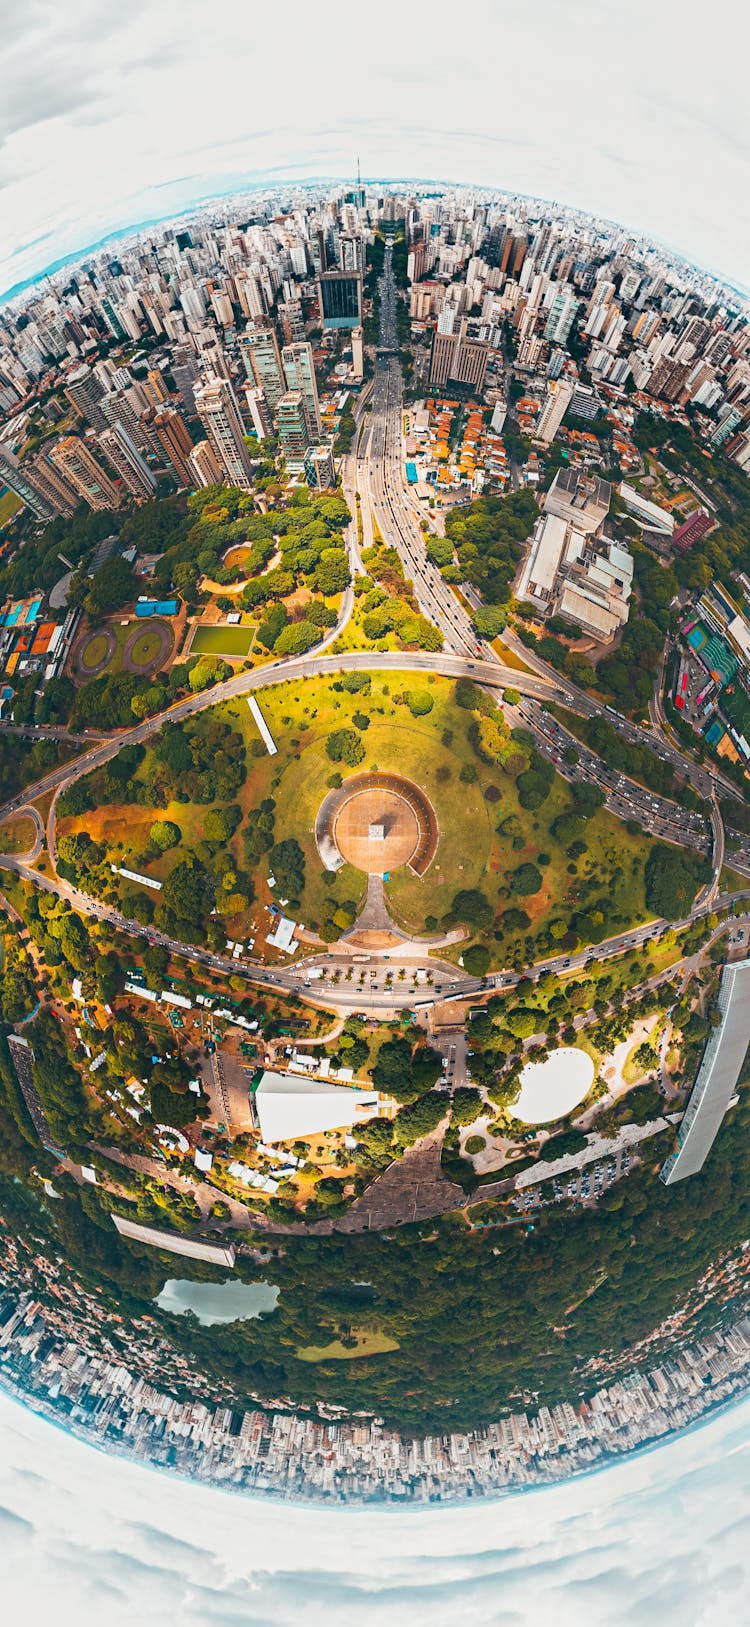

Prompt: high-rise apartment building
[
  {"left": 99, "top": 424, "right": 158, "bottom": 501},
  {"left": 0, "top": 444, "right": 64, "bottom": 519},
  {"left": 278, "top": 298, "right": 305, "bottom": 345},
  {"left": 63, "top": 364, "right": 107, "bottom": 430},
  {"left": 244, "top": 386, "right": 273, "bottom": 441},
  {"left": 194, "top": 375, "right": 254, "bottom": 490},
  {"left": 50, "top": 436, "right": 120, "bottom": 510},
  {"left": 101, "top": 388, "right": 150, "bottom": 453},
  {"left": 351, "top": 326, "right": 364, "bottom": 381},
  {"left": 544, "top": 290, "right": 580, "bottom": 347},
  {"left": 276, "top": 391, "right": 309, "bottom": 462},
  {"left": 188, "top": 440, "right": 223, "bottom": 489},
  {"left": 239, "top": 322, "right": 285, "bottom": 412},
  {"left": 25, "top": 451, "right": 79, "bottom": 517},
  {"left": 281, "top": 342, "right": 322, "bottom": 439},
  {"left": 145, "top": 368, "right": 170, "bottom": 406},
  {"left": 535, "top": 379, "right": 575, "bottom": 444},
  {"left": 150, "top": 408, "right": 195, "bottom": 486}
]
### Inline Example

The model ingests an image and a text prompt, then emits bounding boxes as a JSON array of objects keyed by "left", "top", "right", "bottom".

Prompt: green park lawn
[
  {"left": 56, "top": 669, "right": 657, "bottom": 966},
  {"left": 296, "top": 1328, "right": 400, "bottom": 1362}
]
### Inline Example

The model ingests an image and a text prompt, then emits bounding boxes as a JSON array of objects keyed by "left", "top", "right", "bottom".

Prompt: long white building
[{"left": 661, "top": 959, "right": 750, "bottom": 1184}]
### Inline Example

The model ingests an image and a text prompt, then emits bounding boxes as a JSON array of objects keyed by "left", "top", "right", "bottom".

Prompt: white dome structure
[{"left": 510, "top": 1048, "right": 594, "bottom": 1126}]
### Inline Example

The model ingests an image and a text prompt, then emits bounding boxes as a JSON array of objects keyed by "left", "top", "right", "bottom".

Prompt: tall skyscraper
[
  {"left": 194, "top": 375, "right": 254, "bottom": 490},
  {"left": 63, "top": 364, "right": 107, "bottom": 430},
  {"left": 281, "top": 342, "right": 322, "bottom": 439},
  {"left": 544, "top": 290, "right": 580, "bottom": 347},
  {"left": 535, "top": 379, "right": 575, "bottom": 445},
  {"left": 244, "top": 386, "right": 273, "bottom": 441},
  {"left": 150, "top": 408, "right": 195, "bottom": 486},
  {"left": 50, "top": 436, "right": 120, "bottom": 510},
  {"left": 145, "top": 368, "right": 170, "bottom": 405},
  {"left": 99, "top": 425, "right": 158, "bottom": 501},
  {"left": 239, "top": 322, "right": 285, "bottom": 412},
  {"left": 25, "top": 451, "right": 79, "bottom": 517},
  {"left": 276, "top": 392, "right": 309, "bottom": 463},
  {"left": 188, "top": 440, "right": 223, "bottom": 489},
  {"left": 0, "top": 444, "right": 57, "bottom": 519},
  {"left": 351, "top": 326, "right": 364, "bottom": 381},
  {"left": 428, "top": 321, "right": 489, "bottom": 392},
  {"left": 318, "top": 271, "right": 363, "bottom": 329},
  {"left": 101, "top": 388, "right": 151, "bottom": 453}
]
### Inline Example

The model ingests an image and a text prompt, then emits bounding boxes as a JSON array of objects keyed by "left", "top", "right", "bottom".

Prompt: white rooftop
[{"left": 254, "top": 1069, "right": 382, "bottom": 1144}]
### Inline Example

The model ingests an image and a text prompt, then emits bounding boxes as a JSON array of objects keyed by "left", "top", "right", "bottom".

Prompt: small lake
[{"left": 154, "top": 1277, "right": 280, "bottom": 1325}]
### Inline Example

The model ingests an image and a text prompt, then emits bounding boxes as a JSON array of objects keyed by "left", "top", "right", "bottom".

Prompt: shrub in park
[
  {"left": 406, "top": 689, "right": 434, "bottom": 716},
  {"left": 463, "top": 943, "right": 490, "bottom": 976},
  {"left": 149, "top": 819, "right": 181, "bottom": 852},
  {"left": 326, "top": 728, "right": 365, "bottom": 766},
  {"left": 511, "top": 862, "right": 543, "bottom": 896}
]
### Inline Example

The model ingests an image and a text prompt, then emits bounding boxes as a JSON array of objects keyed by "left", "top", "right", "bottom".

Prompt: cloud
[
  {"left": 0, "top": 0, "right": 747, "bottom": 297},
  {"left": 1, "top": 1386, "right": 750, "bottom": 1626}
]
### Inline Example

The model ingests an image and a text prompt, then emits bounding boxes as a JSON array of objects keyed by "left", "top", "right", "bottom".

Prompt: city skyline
[{"left": 2, "top": 1, "right": 749, "bottom": 303}]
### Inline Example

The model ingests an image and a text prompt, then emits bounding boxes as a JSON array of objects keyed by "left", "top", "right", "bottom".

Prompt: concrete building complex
[{"left": 517, "top": 467, "right": 633, "bottom": 640}]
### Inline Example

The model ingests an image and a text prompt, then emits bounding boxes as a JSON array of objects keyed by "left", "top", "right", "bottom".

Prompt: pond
[
  {"left": 154, "top": 1277, "right": 280, "bottom": 1326},
  {"left": 510, "top": 1047, "right": 595, "bottom": 1126}
]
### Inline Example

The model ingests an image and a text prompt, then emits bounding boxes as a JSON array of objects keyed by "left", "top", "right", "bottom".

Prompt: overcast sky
[
  {"left": 2, "top": 1384, "right": 750, "bottom": 1626},
  {"left": 2, "top": 0, "right": 749, "bottom": 298}
]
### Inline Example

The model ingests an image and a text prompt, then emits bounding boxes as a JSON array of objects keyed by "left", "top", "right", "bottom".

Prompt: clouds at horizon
[
  {"left": 1, "top": 0, "right": 749, "bottom": 297},
  {"left": 1, "top": 1385, "right": 750, "bottom": 1626}
]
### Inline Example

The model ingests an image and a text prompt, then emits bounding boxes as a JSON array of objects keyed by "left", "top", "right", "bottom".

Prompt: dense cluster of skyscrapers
[
  {"left": 0, "top": 183, "right": 748, "bottom": 532},
  {"left": 3, "top": 1265, "right": 750, "bottom": 1503}
]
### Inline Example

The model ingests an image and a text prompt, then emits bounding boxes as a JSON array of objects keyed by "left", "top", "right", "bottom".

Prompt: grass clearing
[
  {"left": 128, "top": 628, "right": 164, "bottom": 667},
  {"left": 80, "top": 632, "right": 111, "bottom": 670},
  {"left": 0, "top": 815, "right": 37, "bottom": 854},
  {"left": 297, "top": 1328, "right": 400, "bottom": 1361},
  {"left": 0, "top": 488, "right": 23, "bottom": 526}
]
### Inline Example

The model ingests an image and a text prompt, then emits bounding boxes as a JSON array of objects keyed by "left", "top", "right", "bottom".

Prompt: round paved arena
[{"left": 317, "top": 773, "right": 438, "bottom": 877}]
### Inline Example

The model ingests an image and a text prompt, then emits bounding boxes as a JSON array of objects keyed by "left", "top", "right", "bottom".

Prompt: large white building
[
  {"left": 251, "top": 1069, "right": 384, "bottom": 1144},
  {"left": 619, "top": 481, "right": 675, "bottom": 537},
  {"left": 516, "top": 467, "right": 632, "bottom": 641}
]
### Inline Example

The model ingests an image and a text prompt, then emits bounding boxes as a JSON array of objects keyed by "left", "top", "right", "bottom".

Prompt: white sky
[
  {"left": 2, "top": 1384, "right": 750, "bottom": 1626},
  {"left": 1, "top": 0, "right": 749, "bottom": 298}
]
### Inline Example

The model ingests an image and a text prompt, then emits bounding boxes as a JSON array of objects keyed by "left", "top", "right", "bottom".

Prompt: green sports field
[{"left": 191, "top": 624, "right": 255, "bottom": 657}]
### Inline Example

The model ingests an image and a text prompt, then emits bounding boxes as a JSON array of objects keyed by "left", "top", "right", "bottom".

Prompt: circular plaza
[{"left": 315, "top": 772, "right": 438, "bottom": 878}]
